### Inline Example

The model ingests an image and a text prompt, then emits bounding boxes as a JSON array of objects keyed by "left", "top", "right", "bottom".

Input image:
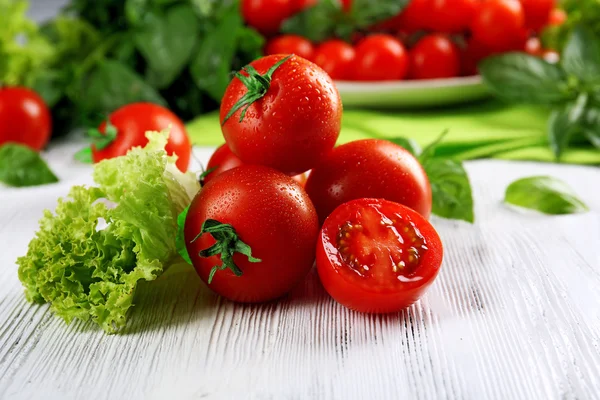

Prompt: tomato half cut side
[{"left": 317, "top": 198, "right": 443, "bottom": 313}]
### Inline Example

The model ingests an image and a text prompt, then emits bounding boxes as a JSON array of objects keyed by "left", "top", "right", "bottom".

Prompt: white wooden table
[{"left": 1, "top": 137, "right": 599, "bottom": 400}]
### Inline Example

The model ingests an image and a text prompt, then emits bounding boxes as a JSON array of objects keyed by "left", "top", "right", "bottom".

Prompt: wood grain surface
[{"left": 1, "top": 140, "right": 599, "bottom": 400}]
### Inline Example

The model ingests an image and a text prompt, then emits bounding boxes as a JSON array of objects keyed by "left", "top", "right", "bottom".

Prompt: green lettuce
[{"left": 17, "top": 130, "right": 200, "bottom": 333}]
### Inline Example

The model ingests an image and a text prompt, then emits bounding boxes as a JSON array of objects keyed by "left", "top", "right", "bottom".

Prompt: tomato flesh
[{"left": 317, "top": 199, "right": 443, "bottom": 313}]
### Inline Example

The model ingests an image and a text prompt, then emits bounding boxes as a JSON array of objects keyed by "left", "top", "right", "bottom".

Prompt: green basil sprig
[{"left": 480, "top": 25, "right": 600, "bottom": 160}]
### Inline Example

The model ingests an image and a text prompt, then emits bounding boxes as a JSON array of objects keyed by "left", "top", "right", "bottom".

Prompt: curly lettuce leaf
[{"left": 17, "top": 130, "right": 200, "bottom": 333}]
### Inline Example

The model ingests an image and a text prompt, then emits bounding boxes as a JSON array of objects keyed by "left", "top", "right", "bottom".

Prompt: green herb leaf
[
  {"left": 583, "top": 107, "right": 600, "bottom": 148},
  {"left": 350, "top": 0, "right": 408, "bottom": 29},
  {"left": 419, "top": 129, "right": 449, "bottom": 164},
  {"left": 423, "top": 158, "right": 474, "bottom": 223},
  {"left": 389, "top": 137, "right": 421, "bottom": 158},
  {"left": 176, "top": 205, "right": 192, "bottom": 265},
  {"left": 504, "top": 176, "right": 588, "bottom": 215},
  {"left": 281, "top": 0, "right": 342, "bottom": 42},
  {"left": 190, "top": 5, "right": 245, "bottom": 102},
  {"left": 80, "top": 60, "right": 167, "bottom": 115},
  {"left": 548, "top": 94, "right": 587, "bottom": 159},
  {"left": 74, "top": 147, "right": 93, "bottom": 163},
  {"left": 562, "top": 25, "right": 600, "bottom": 85},
  {"left": 133, "top": 5, "right": 199, "bottom": 89},
  {"left": 193, "top": 219, "right": 261, "bottom": 284},
  {"left": 0, "top": 144, "right": 59, "bottom": 187},
  {"left": 480, "top": 53, "right": 572, "bottom": 105}
]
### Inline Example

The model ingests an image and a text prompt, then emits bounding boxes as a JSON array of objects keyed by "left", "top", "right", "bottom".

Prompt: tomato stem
[
  {"left": 192, "top": 219, "right": 261, "bottom": 284},
  {"left": 221, "top": 55, "right": 292, "bottom": 125}
]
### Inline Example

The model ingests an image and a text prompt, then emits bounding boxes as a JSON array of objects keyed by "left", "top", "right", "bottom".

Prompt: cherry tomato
[
  {"left": 317, "top": 198, "right": 443, "bottom": 313},
  {"left": 241, "top": 0, "right": 294, "bottom": 36},
  {"left": 547, "top": 8, "right": 566, "bottom": 26},
  {"left": 524, "top": 36, "right": 542, "bottom": 55},
  {"left": 351, "top": 35, "right": 409, "bottom": 81},
  {"left": 264, "top": 35, "right": 315, "bottom": 61},
  {"left": 220, "top": 54, "right": 342, "bottom": 176},
  {"left": 185, "top": 165, "right": 319, "bottom": 303},
  {"left": 460, "top": 37, "right": 499, "bottom": 76},
  {"left": 408, "top": 34, "right": 461, "bottom": 80},
  {"left": 520, "top": 0, "right": 555, "bottom": 31},
  {"left": 471, "top": 0, "right": 526, "bottom": 51},
  {"left": 292, "top": 0, "right": 316, "bottom": 13},
  {"left": 424, "top": 0, "right": 479, "bottom": 33},
  {"left": 313, "top": 40, "right": 355, "bottom": 80},
  {"left": 203, "top": 143, "right": 308, "bottom": 186},
  {"left": 91, "top": 102, "right": 191, "bottom": 172},
  {"left": 384, "top": 0, "right": 429, "bottom": 34},
  {"left": 0, "top": 87, "right": 51, "bottom": 151},
  {"left": 340, "top": 0, "right": 352, "bottom": 12},
  {"left": 305, "top": 139, "right": 432, "bottom": 223}
]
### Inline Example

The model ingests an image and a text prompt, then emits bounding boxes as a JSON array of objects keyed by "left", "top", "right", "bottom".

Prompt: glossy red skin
[
  {"left": 203, "top": 143, "right": 307, "bottom": 186},
  {"left": 351, "top": 35, "right": 409, "bottom": 81},
  {"left": 317, "top": 198, "right": 443, "bottom": 313},
  {"left": 378, "top": 0, "right": 429, "bottom": 33},
  {"left": 0, "top": 87, "right": 51, "bottom": 150},
  {"left": 305, "top": 139, "right": 432, "bottom": 224},
  {"left": 409, "top": 34, "right": 461, "bottom": 80},
  {"left": 423, "top": 0, "right": 479, "bottom": 33},
  {"left": 241, "top": 0, "right": 294, "bottom": 36},
  {"left": 264, "top": 35, "right": 315, "bottom": 61},
  {"left": 220, "top": 55, "right": 342, "bottom": 176},
  {"left": 184, "top": 165, "right": 319, "bottom": 303},
  {"left": 547, "top": 8, "right": 566, "bottom": 27},
  {"left": 91, "top": 102, "right": 191, "bottom": 172},
  {"left": 292, "top": 0, "right": 316, "bottom": 12},
  {"left": 471, "top": 0, "right": 526, "bottom": 51},
  {"left": 313, "top": 40, "right": 356, "bottom": 81},
  {"left": 520, "top": 0, "right": 555, "bottom": 31}
]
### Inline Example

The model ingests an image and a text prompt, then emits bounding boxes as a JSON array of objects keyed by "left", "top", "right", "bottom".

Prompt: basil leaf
[
  {"left": 351, "top": 0, "right": 408, "bottom": 29},
  {"left": 548, "top": 94, "right": 587, "bottom": 159},
  {"left": 389, "top": 137, "right": 421, "bottom": 158},
  {"left": 80, "top": 60, "right": 166, "bottom": 114},
  {"left": 281, "top": 0, "right": 342, "bottom": 42},
  {"left": 134, "top": 5, "right": 199, "bottom": 89},
  {"left": 419, "top": 129, "right": 449, "bottom": 164},
  {"left": 190, "top": 5, "right": 245, "bottom": 102},
  {"left": 480, "top": 53, "right": 572, "bottom": 104},
  {"left": 562, "top": 25, "right": 600, "bottom": 85},
  {"left": 504, "top": 176, "right": 588, "bottom": 215},
  {"left": 583, "top": 107, "right": 600, "bottom": 148},
  {"left": 176, "top": 205, "right": 192, "bottom": 265},
  {"left": 423, "top": 158, "right": 474, "bottom": 223},
  {"left": 0, "top": 144, "right": 59, "bottom": 187}
]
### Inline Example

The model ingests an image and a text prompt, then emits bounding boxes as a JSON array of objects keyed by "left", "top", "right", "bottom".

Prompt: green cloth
[{"left": 185, "top": 100, "right": 600, "bottom": 165}]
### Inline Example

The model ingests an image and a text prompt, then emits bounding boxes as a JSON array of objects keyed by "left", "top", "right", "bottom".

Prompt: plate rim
[{"left": 334, "top": 75, "right": 484, "bottom": 92}]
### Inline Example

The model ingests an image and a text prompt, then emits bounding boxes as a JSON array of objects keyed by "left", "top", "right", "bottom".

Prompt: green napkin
[{"left": 185, "top": 100, "right": 600, "bottom": 165}]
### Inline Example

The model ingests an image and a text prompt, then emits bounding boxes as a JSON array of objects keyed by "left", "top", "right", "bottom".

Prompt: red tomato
[
  {"left": 386, "top": 0, "right": 430, "bottom": 33},
  {"left": 203, "top": 143, "right": 307, "bottom": 186},
  {"left": 292, "top": 0, "right": 316, "bottom": 12},
  {"left": 241, "top": 0, "right": 294, "bottom": 36},
  {"left": 0, "top": 87, "right": 51, "bottom": 151},
  {"left": 547, "top": 8, "right": 566, "bottom": 26},
  {"left": 351, "top": 35, "right": 409, "bottom": 81},
  {"left": 520, "top": 0, "right": 555, "bottom": 31},
  {"left": 220, "top": 54, "right": 342, "bottom": 175},
  {"left": 305, "top": 139, "right": 432, "bottom": 223},
  {"left": 91, "top": 102, "right": 191, "bottom": 172},
  {"left": 424, "top": 0, "right": 479, "bottom": 33},
  {"left": 340, "top": 0, "right": 352, "bottom": 12},
  {"left": 313, "top": 40, "right": 355, "bottom": 80},
  {"left": 184, "top": 165, "right": 319, "bottom": 303},
  {"left": 524, "top": 36, "right": 542, "bottom": 55},
  {"left": 317, "top": 198, "right": 443, "bottom": 313},
  {"left": 460, "top": 38, "right": 496, "bottom": 76},
  {"left": 471, "top": 0, "right": 526, "bottom": 51},
  {"left": 264, "top": 35, "right": 315, "bottom": 61},
  {"left": 408, "top": 34, "right": 461, "bottom": 80}
]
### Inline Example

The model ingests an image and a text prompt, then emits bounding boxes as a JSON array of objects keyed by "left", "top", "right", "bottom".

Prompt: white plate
[{"left": 334, "top": 75, "right": 490, "bottom": 109}]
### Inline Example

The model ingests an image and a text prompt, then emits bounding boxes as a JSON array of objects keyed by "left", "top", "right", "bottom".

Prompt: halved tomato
[{"left": 316, "top": 198, "right": 443, "bottom": 313}]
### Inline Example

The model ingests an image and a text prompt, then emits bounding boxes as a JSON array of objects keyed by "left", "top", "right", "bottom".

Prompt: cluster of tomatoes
[
  {"left": 243, "top": 0, "right": 566, "bottom": 81},
  {"left": 183, "top": 54, "right": 443, "bottom": 313}
]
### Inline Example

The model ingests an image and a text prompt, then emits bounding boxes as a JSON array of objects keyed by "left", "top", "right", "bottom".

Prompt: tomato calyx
[
  {"left": 193, "top": 219, "right": 261, "bottom": 284},
  {"left": 74, "top": 121, "right": 118, "bottom": 163},
  {"left": 221, "top": 55, "right": 291, "bottom": 125}
]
